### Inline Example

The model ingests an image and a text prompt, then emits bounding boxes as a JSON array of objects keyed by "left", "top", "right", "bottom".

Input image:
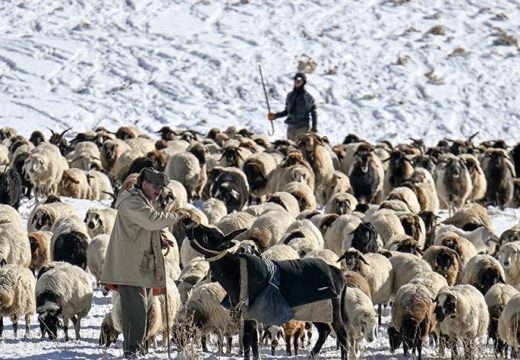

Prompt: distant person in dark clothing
[{"left": 267, "top": 72, "right": 317, "bottom": 140}]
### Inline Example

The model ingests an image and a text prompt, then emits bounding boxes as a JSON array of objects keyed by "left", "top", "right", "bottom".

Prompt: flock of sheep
[{"left": 1, "top": 125, "right": 520, "bottom": 359}]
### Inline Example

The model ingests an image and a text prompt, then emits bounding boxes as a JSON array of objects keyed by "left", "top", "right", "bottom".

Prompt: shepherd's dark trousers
[{"left": 119, "top": 285, "right": 153, "bottom": 358}]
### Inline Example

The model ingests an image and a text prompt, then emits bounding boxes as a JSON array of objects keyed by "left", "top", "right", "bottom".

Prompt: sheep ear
[
  {"left": 337, "top": 253, "right": 346, "bottom": 263},
  {"left": 223, "top": 228, "right": 247, "bottom": 242},
  {"left": 359, "top": 254, "right": 369, "bottom": 265}
]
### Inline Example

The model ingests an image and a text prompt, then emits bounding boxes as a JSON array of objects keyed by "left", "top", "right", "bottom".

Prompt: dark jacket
[{"left": 275, "top": 88, "right": 317, "bottom": 130}]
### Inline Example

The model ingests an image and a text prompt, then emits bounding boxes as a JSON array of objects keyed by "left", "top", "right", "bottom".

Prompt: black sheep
[
  {"left": 52, "top": 231, "right": 89, "bottom": 270},
  {"left": 0, "top": 168, "right": 22, "bottom": 209}
]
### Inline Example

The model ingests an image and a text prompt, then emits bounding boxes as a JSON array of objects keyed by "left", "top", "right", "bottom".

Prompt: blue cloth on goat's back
[{"left": 239, "top": 254, "right": 340, "bottom": 309}]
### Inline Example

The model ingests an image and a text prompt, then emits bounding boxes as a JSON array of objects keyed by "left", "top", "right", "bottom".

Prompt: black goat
[
  {"left": 48, "top": 127, "right": 73, "bottom": 155},
  {"left": 181, "top": 219, "right": 349, "bottom": 360}
]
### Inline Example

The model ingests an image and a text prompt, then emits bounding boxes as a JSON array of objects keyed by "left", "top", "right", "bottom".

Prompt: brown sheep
[
  {"left": 435, "top": 155, "right": 473, "bottom": 216},
  {"left": 398, "top": 213, "right": 426, "bottom": 249},
  {"left": 442, "top": 203, "right": 492, "bottom": 231},
  {"left": 345, "top": 271, "right": 372, "bottom": 298},
  {"left": 383, "top": 150, "right": 414, "bottom": 196},
  {"left": 459, "top": 154, "right": 487, "bottom": 202},
  {"left": 297, "top": 133, "right": 335, "bottom": 188},
  {"left": 422, "top": 245, "right": 461, "bottom": 285},
  {"left": 283, "top": 320, "right": 306, "bottom": 356},
  {"left": 28, "top": 231, "right": 52, "bottom": 274}
]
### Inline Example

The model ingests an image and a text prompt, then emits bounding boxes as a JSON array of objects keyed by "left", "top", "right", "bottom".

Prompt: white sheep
[
  {"left": 315, "top": 170, "right": 352, "bottom": 206},
  {"left": 166, "top": 145, "right": 207, "bottom": 200},
  {"left": 0, "top": 144, "right": 8, "bottom": 165},
  {"left": 177, "top": 257, "right": 210, "bottom": 304},
  {"left": 390, "top": 252, "right": 432, "bottom": 295},
  {"left": 339, "top": 248, "right": 393, "bottom": 323},
  {"left": 86, "top": 170, "right": 113, "bottom": 200},
  {"left": 498, "top": 293, "right": 520, "bottom": 353},
  {"left": 27, "top": 200, "right": 77, "bottom": 232},
  {"left": 364, "top": 209, "right": 406, "bottom": 246},
  {"left": 125, "top": 136, "right": 155, "bottom": 155},
  {"left": 434, "top": 284, "right": 489, "bottom": 359},
  {"left": 174, "top": 281, "right": 239, "bottom": 354},
  {"left": 86, "top": 234, "right": 110, "bottom": 286},
  {"left": 0, "top": 220, "right": 30, "bottom": 267},
  {"left": 407, "top": 167, "right": 439, "bottom": 214},
  {"left": 436, "top": 224, "right": 498, "bottom": 255},
  {"left": 386, "top": 186, "right": 421, "bottom": 214},
  {"left": 460, "top": 254, "right": 505, "bottom": 294},
  {"left": 284, "top": 181, "right": 317, "bottom": 211},
  {"left": 408, "top": 271, "right": 448, "bottom": 298},
  {"left": 497, "top": 241, "right": 520, "bottom": 288},
  {"left": 84, "top": 207, "right": 117, "bottom": 238},
  {"left": 215, "top": 211, "right": 256, "bottom": 235},
  {"left": 485, "top": 283, "right": 519, "bottom": 352},
  {"left": 36, "top": 263, "right": 93, "bottom": 340},
  {"left": 242, "top": 151, "right": 281, "bottom": 198},
  {"left": 23, "top": 143, "right": 68, "bottom": 198},
  {"left": 159, "top": 180, "right": 188, "bottom": 212},
  {"left": 345, "top": 287, "right": 377, "bottom": 359},
  {"left": 110, "top": 149, "right": 142, "bottom": 184},
  {"left": 281, "top": 219, "right": 324, "bottom": 257},
  {"left": 266, "top": 192, "right": 300, "bottom": 218},
  {"left": 0, "top": 204, "right": 23, "bottom": 229},
  {"left": 243, "top": 202, "right": 286, "bottom": 217},
  {"left": 324, "top": 214, "right": 362, "bottom": 256},
  {"left": 202, "top": 198, "right": 228, "bottom": 225},
  {"left": 460, "top": 153, "right": 487, "bottom": 202},
  {"left": 324, "top": 192, "right": 358, "bottom": 215},
  {"left": 262, "top": 244, "right": 300, "bottom": 261},
  {"left": 67, "top": 141, "right": 102, "bottom": 171},
  {"left": 304, "top": 248, "right": 340, "bottom": 268},
  {"left": 236, "top": 209, "right": 294, "bottom": 252},
  {"left": 0, "top": 265, "right": 36, "bottom": 337}
]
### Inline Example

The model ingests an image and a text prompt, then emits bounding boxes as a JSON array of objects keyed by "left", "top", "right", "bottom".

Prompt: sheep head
[
  {"left": 99, "top": 314, "right": 119, "bottom": 347},
  {"left": 84, "top": 211, "right": 101, "bottom": 230},
  {"left": 434, "top": 292, "right": 457, "bottom": 322},
  {"left": 337, "top": 248, "right": 369, "bottom": 271}
]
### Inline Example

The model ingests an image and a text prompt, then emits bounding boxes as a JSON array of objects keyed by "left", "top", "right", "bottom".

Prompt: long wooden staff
[{"left": 259, "top": 65, "right": 275, "bottom": 136}]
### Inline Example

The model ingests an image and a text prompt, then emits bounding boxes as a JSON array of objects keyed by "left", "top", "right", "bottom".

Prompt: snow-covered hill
[{"left": 1, "top": 0, "right": 519, "bottom": 145}]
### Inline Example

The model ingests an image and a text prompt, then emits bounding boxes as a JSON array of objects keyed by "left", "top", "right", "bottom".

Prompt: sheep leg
[
  {"left": 378, "top": 304, "right": 382, "bottom": 325},
  {"left": 201, "top": 334, "right": 208, "bottom": 352},
  {"left": 0, "top": 317, "right": 3, "bottom": 337},
  {"left": 331, "top": 296, "right": 348, "bottom": 360},
  {"left": 449, "top": 338, "right": 458, "bottom": 360},
  {"left": 417, "top": 336, "right": 423, "bottom": 360},
  {"left": 25, "top": 314, "right": 31, "bottom": 338},
  {"left": 403, "top": 340, "right": 409, "bottom": 357},
  {"left": 63, "top": 317, "right": 69, "bottom": 341},
  {"left": 305, "top": 322, "right": 312, "bottom": 347},
  {"left": 227, "top": 335, "right": 232, "bottom": 354},
  {"left": 11, "top": 314, "right": 18, "bottom": 337},
  {"left": 242, "top": 319, "right": 259, "bottom": 360},
  {"left": 285, "top": 334, "right": 291, "bottom": 356},
  {"left": 293, "top": 334, "right": 299, "bottom": 356},
  {"left": 71, "top": 315, "right": 81, "bottom": 340}
]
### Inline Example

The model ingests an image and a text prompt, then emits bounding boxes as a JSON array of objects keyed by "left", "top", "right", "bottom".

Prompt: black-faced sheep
[
  {"left": 383, "top": 150, "right": 414, "bottom": 196},
  {"left": 422, "top": 245, "right": 461, "bottom": 285},
  {"left": 208, "top": 167, "right": 249, "bottom": 213},
  {"left": 84, "top": 207, "right": 117, "bottom": 239},
  {"left": 434, "top": 284, "right": 489, "bottom": 360},
  {"left": 460, "top": 254, "right": 505, "bottom": 295},
  {"left": 324, "top": 192, "right": 358, "bottom": 215},
  {"left": 242, "top": 152, "right": 281, "bottom": 198},
  {"left": 27, "top": 199, "right": 77, "bottom": 232},
  {"left": 51, "top": 216, "right": 91, "bottom": 270},
  {"left": 36, "top": 263, "right": 93, "bottom": 340}
]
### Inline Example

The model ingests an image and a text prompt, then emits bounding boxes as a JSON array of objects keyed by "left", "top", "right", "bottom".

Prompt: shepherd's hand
[
  {"left": 161, "top": 235, "right": 175, "bottom": 250},
  {"left": 267, "top": 112, "right": 276, "bottom": 121}
]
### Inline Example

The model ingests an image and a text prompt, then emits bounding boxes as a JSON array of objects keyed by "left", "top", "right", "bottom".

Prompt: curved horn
[
  {"left": 47, "top": 127, "right": 56, "bottom": 136},
  {"left": 468, "top": 132, "right": 479, "bottom": 142},
  {"left": 60, "top": 127, "right": 72, "bottom": 138}
]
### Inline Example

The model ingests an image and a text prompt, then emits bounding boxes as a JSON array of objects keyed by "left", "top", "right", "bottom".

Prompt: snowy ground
[
  {"left": 0, "top": 0, "right": 519, "bottom": 145},
  {"left": 1, "top": 198, "right": 519, "bottom": 359}
]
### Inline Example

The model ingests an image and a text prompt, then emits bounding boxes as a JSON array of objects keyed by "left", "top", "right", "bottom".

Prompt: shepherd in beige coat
[{"left": 101, "top": 167, "right": 180, "bottom": 359}]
